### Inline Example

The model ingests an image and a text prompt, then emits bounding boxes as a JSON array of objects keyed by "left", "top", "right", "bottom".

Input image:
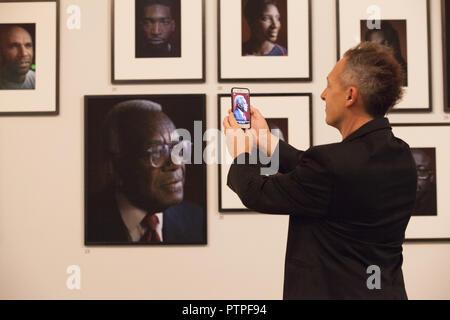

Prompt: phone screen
[{"left": 232, "top": 89, "right": 250, "bottom": 127}]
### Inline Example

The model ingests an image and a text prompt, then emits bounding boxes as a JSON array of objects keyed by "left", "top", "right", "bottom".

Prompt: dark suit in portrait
[{"left": 87, "top": 189, "right": 204, "bottom": 244}]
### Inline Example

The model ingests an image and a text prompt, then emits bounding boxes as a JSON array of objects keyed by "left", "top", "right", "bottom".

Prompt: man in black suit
[
  {"left": 86, "top": 100, "right": 204, "bottom": 245},
  {"left": 223, "top": 42, "right": 417, "bottom": 299}
]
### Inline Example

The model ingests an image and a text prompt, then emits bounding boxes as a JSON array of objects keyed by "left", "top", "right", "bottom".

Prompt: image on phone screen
[{"left": 232, "top": 90, "right": 250, "bottom": 126}]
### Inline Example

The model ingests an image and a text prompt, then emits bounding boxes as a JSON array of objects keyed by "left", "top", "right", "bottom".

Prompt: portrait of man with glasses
[
  {"left": 85, "top": 97, "right": 206, "bottom": 245},
  {"left": 411, "top": 148, "right": 437, "bottom": 216}
]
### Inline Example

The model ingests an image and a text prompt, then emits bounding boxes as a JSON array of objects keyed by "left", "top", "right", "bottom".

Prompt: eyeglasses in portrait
[{"left": 85, "top": 95, "right": 207, "bottom": 245}]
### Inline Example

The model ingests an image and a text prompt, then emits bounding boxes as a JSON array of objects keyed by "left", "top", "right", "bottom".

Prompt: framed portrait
[
  {"left": 218, "top": 0, "right": 311, "bottom": 82},
  {"left": 85, "top": 94, "right": 207, "bottom": 245},
  {"left": 0, "top": 0, "right": 58, "bottom": 115},
  {"left": 443, "top": 0, "right": 450, "bottom": 112},
  {"left": 336, "top": 0, "right": 431, "bottom": 112},
  {"left": 391, "top": 123, "right": 450, "bottom": 241},
  {"left": 217, "top": 93, "right": 312, "bottom": 212},
  {"left": 112, "top": 0, "right": 205, "bottom": 83}
]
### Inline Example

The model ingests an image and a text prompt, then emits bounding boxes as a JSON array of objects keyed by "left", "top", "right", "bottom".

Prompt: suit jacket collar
[{"left": 343, "top": 117, "right": 391, "bottom": 143}]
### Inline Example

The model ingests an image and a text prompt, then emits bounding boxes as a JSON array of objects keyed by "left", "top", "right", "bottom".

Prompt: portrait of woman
[{"left": 241, "top": 0, "right": 288, "bottom": 56}]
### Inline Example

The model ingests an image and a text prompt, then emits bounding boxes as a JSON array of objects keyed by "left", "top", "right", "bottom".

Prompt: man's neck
[{"left": 339, "top": 115, "right": 374, "bottom": 140}]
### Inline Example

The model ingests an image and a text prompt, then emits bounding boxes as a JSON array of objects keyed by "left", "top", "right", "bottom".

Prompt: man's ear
[{"left": 344, "top": 86, "right": 359, "bottom": 108}]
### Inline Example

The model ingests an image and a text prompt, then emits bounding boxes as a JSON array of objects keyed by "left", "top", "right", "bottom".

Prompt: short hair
[
  {"left": 103, "top": 99, "right": 162, "bottom": 157},
  {"left": 137, "top": 0, "right": 175, "bottom": 18},
  {"left": 244, "top": 0, "right": 278, "bottom": 25},
  {"left": 341, "top": 42, "right": 404, "bottom": 118}
]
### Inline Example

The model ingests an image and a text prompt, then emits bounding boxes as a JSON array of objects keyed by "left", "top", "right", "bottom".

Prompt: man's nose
[
  {"left": 270, "top": 17, "right": 279, "bottom": 27},
  {"left": 320, "top": 89, "right": 327, "bottom": 101},
  {"left": 17, "top": 44, "right": 27, "bottom": 57},
  {"left": 151, "top": 23, "right": 161, "bottom": 34}
]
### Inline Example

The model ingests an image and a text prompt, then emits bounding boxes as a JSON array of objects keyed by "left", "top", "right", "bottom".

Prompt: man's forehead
[
  {"left": 145, "top": 117, "right": 177, "bottom": 140},
  {"left": 143, "top": 4, "right": 172, "bottom": 17},
  {"left": 7, "top": 26, "right": 31, "bottom": 39},
  {"left": 328, "top": 58, "right": 347, "bottom": 79}
]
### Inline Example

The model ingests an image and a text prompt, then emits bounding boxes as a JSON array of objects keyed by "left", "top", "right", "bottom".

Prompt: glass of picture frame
[
  {"left": 0, "top": 0, "right": 59, "bottom": 115},
  {"left": 84, "top": 94, "right": 207, "bottom": 245}
]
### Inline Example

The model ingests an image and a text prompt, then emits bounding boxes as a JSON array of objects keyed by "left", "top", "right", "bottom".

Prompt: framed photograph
[
  {"left": 217, "top": 93, "right": 312, "bottom": 212},
  {"left": 0, "top": 0, "right": 58, "bottom": 115},
  {"left": 218, "top": 0, "right": 311, "bottom": 82},
  {"left": 85, "top": 94, "right": 207, "bottom": 245},
  {"left": 112, "top": 0, "right": 205, "bottom": 83},
  {"left": 391, "top": 123, "right": 450, "bottom": 241},
  {"left": 336, "top": 0, "right": 431, "bottom": 112},
  {"left": 443, "top": 0, "right": 450, "bottom": 112}
]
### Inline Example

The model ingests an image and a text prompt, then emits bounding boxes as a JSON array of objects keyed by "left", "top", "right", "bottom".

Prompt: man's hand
[
  {"left": 248, "top": 106, "right": 279, "bottom": 157},
  {"left": 223, "top": 110, "right": 253, "bottom": 159}
]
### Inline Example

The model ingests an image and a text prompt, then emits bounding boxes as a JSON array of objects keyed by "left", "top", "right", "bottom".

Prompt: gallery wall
[{"left": 0, "top": 0, "right": 449, "bottom": 299}]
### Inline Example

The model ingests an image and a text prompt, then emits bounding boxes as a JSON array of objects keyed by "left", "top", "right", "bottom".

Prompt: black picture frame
[
  {"left": 443, "top": 0, "right": 450, "bottom": 113},
  {"left": 336, "top": 0, "right": 432, "bottom": 113},
  {"left": 391, "top": 122, "right": 450, "bottom": 242},
  {"left": 217, "top": 93, "right": 313, "bottom": 212},
  {"left": 84, "top": 94, "right": 207, "bottom": 246},
  {"left": 218, "top": 0, "right": 312, "bottom": 82},
  {"left": 0, "top": 0, "right": 59, "bottom": 116},
  {"left": 112, "top": 0, "right": 205, "bottom": 84}
]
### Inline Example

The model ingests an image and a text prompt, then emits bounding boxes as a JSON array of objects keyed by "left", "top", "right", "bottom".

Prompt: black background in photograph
[
  {"left": 135, "top": 0, "right": 181, "bottom": 58},
  {"left": 0, "top": 23, "right": 36, "bottom": 87},
  {"left": 241, "top": 0, "right": 288, "bottom": 56},
  {"left": 412, "top": 147, "right": 437, "bottom": 216}
]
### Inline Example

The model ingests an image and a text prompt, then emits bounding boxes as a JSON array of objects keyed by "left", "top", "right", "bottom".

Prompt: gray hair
[{"left": 102, "top": 99, "right": 162, "bottom": 156}]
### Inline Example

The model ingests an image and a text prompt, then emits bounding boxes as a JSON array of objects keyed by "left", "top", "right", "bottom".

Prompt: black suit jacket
[
  {"left": 227, "top": 118, "right": 417, "bottom": 299},
  {"left": 86, "top": 190, "right": 205, "bottom": 245}
]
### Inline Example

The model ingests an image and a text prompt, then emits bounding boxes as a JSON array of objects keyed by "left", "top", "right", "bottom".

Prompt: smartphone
[{"left": 231, "top": 87, "right": 251, "bottom": 129}]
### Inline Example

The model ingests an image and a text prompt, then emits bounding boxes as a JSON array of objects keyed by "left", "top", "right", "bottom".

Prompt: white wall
[{"left": 0, "top": 0, "right": 448, "bottom": 299}]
